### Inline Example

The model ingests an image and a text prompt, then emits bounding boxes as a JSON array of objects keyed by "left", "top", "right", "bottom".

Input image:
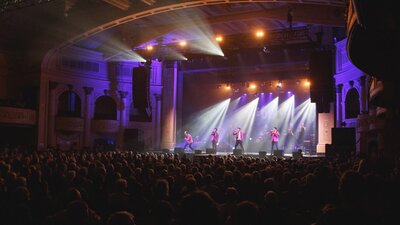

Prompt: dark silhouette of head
[
  {"left": 179, "top": 191, "right": 219, "bottom": 225},
  {"left": 108, "top": 211, "right": 135, "bottom": 225}
]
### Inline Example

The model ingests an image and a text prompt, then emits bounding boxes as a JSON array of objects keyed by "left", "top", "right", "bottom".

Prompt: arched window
[
  {"left": 345, "top": 88, "right": 360, "bottom": 119},
  {"left": 58, "top": 91, "right": 81, "bottom": 117},
  {"left": 94, "top": 96, "right": 117, "bottom": 120}
]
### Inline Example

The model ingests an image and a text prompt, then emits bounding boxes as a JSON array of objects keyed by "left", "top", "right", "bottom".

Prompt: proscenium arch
[{"left": 55, "top": 0, "right": 345, "bottom": 51}]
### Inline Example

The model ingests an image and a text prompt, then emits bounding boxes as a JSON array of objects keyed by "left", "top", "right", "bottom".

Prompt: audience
[{"left": 0, "top": 148, "right": 398, "bottom": 225}]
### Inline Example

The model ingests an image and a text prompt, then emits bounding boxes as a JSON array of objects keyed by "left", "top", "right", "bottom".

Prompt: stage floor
[{"left": 154, "top": 149, "right": 323, "bottom": 158}]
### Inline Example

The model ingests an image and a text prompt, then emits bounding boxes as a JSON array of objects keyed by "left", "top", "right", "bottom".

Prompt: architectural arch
[
  {"left": 94, "top": 96, "right": 117, "bottom": 120},
  {"left": 345, "top": 88, "right": 360, "bottom": 119},
  {"left": 57, "top": 91, "right": 82, "bottom": 117}
]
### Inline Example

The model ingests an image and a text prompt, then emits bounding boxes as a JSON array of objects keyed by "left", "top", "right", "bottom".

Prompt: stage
[{"left": 154, "top": 149, "right": 323, "bottom": 158}]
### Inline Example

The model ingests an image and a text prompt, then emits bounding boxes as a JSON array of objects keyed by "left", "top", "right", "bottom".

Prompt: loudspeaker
[
  {"left": 233, "top": 149, "right": 243, "bottom": 156},
  {"left": 174, "top": 147, "right": 184, "bottom": 155},
  {"left": 259, "top": 151, "right": 267, "bottom": 157},
  {"left": 273, "top": 150, "right": 283, "bottom": 158},
  {"left": 162, "top": 148, "right": 170, "bottom": 154},
  {"left": 309, "top": 50, "right": 334, "bottom": 113},
  {"left": 292, "top": 151, "right": 303, "bottom": 159},
  {"left": 123, "top": 129, "right": 144, "bottom": 151},
  {"left": 132, "top": 66, "right": 150, "bottom": 108},
  {"left": 206, "top": 148, "right": 216, "bottom": 154},
  {"left": 194, "top": 149, "right": 202, "bottom": 154}
]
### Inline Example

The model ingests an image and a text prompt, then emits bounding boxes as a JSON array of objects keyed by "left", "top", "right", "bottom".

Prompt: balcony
[
  {"left": 91, "top": 119, "right": 119, "bottom": 133},
  {"left": 0, "top": 106, "right": 36, "bottom": 125},
  {"left": 55, "top": 117, "right": 84, "bottom": 132}
]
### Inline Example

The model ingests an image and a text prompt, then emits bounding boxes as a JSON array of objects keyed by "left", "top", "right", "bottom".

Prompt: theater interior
[{"left": 0, "top": 1, "right": 399, "bottom": 225}]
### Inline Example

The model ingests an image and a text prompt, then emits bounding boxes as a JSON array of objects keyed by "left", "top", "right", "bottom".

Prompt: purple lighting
[
  {"left": 269, "top": 92, "right": 273, "bottom": 95},
  {"left": 288, "top": 91, "right": 291, "bottom": 94}
]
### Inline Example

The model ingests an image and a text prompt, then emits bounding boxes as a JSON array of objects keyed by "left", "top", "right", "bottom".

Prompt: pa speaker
[
  {"left": 259, "top": 151, "right": 267, "bottom": 157},
  {"left": 292, "top": 151, "right": 303, "bottom": 159},
  {"left": 233, "top": 149, "right": 243, "bottom": 156},
  {"left": 194, "top": 149, "right": 202, "bottom": 154},
  {"left": 132, "top": 66, "right": 150, "bottom": 109},
  {"left": 309, "top": 50, "right": 334, "bottom": 113},
  {"left": 206, "top": 148, "right": 216, "bottom": 154},
  {"left": 174, "top": 147, "right": 184, "bottom": 155},
  {"left": 273, "top": 150, "right": 283, "bottom": 158}
]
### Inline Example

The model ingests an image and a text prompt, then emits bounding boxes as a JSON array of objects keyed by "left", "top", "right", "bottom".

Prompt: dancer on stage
[
  {"left": 270, "top": 127, "right": 280, "bottom": 154},
  {"left": 210, "top": 128, "right": 219, "bottom": 151},
  {"left": 297, "top": 123, "right": 306, "bottom": 148},
  {"left": 233, "top": 127, "right": 245, "bottom": 152},
  {"left": 183, "top": 130, "right": 194, "bottom": 151}
]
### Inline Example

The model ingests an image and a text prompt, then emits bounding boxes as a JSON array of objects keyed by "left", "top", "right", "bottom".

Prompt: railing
[
  {"left": 55, "top": 117, "right": 84, "bottom": 132},
  {"left": 91, "top": 119, "right": 119, "bottom": 133},
  {"left": 0, "top": 106, "right": 36, "bottom": 125}
]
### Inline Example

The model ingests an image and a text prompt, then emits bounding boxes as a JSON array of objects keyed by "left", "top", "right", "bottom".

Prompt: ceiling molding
[{"left": 55, "top": 0, "right": 345, "bottom": 51}]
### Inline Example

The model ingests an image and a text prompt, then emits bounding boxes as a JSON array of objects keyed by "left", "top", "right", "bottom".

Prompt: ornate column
[
  {"left": 161, "top": 62, "right": 177, "bottom": 149},
  {"left": 358, "top": 76, "right": 368, "bottom": 113},
  {"left": 83, "top": 87, "right": 93, "bottom": 149},
  {"left": 336, "top": 84, "right": 343, "bottom": 127},
  {"left": 117, "top": 91, "right": 128, "bottom": 149},
  {"left": 154, "top": 93, "right": 162, "bottom": 149},
  {"left": 47, "top": 81, "right": 58, "bottom": 147}
]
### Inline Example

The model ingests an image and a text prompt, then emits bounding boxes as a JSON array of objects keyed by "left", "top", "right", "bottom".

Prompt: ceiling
[{"left": 0, "top": 0, "right": 346, "bottom": 62}]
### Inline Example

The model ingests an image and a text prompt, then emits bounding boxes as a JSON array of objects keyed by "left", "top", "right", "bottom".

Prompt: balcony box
[
  {"left": 56, "top": 117, "right": 84, "bottom": 132},
  {"left": 0, "top": 106, "right": 36, "bottom": 125},
  {"left": 91, "top": 119, "right": 119, "bottom": 133}
]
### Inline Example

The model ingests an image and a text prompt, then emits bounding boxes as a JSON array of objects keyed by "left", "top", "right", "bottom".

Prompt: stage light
[
  {"left": 263, "top": 45, "right": 271, "bottom": 54},
  {"left": 277, "top": 81, "right": 282, "bottom": 88},
  {"left": 250, "top": 84, "right": 257, "bottom": 89},
  {"left": 225, "top": 84, "right": 231, "bottom": 90},
  {"left": 288, "top": 91, "right": 291, "bottom": 94},
  {"left": 180, "top": 99, "right": 230, "bottom": 150},
  {"left": 269, "top": 92, "right": 273, "bottom": 95},
  {"left": 305, "top": 80, "right": 311, "bottom": 87},
  {"left": 146, "top": 45, "right": 153, "bottom": 51},
  {"left": 179, "top": 41, "right": 187, "bottom": 47},
  {"left": 215, "top": 36, "right": 223, "bottom": 42},
  {"left": 256, "top": 30, "right": 264, "bottom": 38}
]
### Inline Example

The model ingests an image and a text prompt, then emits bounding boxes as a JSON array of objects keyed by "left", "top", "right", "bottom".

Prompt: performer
[
  {"left": 297, "top": 123, "right": 306, "bottom": 148},
  {"left": 210, "top": 128, "right": 219, "bottom": 151},
  {"left": 233, "top": 127, "right": 245, "bottom": 152},
  {"left": 270, "top": 127, "right": 280, "bottom": 153},
  {"left": 286, "top": 127, "right": 295, "bottom": 151},
  {"left": 183, "top": 131, "right": 194, "bottom": 151}
]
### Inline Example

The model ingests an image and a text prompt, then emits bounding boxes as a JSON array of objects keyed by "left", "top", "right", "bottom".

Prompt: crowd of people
[{"left": 0, "top": 148, "right": 399, "bottom": 225}]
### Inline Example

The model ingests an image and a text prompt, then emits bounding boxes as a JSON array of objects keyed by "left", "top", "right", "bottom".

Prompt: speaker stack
[
  {"left": 273, "top": 150, "right": 283, "bottom": 158},
  {"left": 174, "top": 147, "right": 184, "bottom": 155},
  {"left": 206, "top": 148, "right": 216, "bottom": 154}
]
